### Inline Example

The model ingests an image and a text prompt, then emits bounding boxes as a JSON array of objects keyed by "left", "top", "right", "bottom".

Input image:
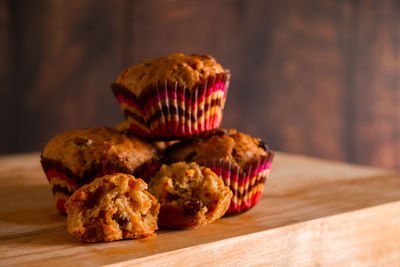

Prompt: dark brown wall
[{"left": 2, "top": 0, "right": 400, "bottom": 169}]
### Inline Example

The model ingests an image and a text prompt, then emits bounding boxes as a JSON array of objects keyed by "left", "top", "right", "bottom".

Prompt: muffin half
[
  {"left": 65, "top": 173, "right": 160, "bottom": 242},
  {"left": 148, "top": 162, "right": 232, "bottom": 229}
]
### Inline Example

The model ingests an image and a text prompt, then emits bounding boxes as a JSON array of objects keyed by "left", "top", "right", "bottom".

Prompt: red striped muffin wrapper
[
  {"left": 197, "top": 151, "right": 274, "bottom": 214},
  {"left": 40, "top": 157, "right": 160, "bottom": 214},
  {"left": 111, "top": 72, "right": 230, "bottom": 140}
]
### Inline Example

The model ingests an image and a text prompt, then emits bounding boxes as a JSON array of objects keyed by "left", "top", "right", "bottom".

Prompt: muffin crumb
[
  {"left": 65, "top": 173, "right": 160, "bottom": 242},
  {"left": 149, "top": 162, "right": 232, "bottom": 229}
]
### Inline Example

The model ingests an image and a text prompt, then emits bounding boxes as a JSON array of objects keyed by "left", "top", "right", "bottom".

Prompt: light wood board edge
[{"left": 108, "top": 201, "right": 400, "bottom": 267}]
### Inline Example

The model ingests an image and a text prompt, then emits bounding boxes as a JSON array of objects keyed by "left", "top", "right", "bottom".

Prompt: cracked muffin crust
[
  {"left": 42, "top": 127, "right": 158, "bottom": 177},
  {"left": 148, "top": 162, "right": 232, "bottom": 229},
  {"left": 65, "top": 173, "right": 160, "bottom": 242},
  {"left": 165, "top": 129, "right": 268, "bottom": 169},
  {"left": 115, "top": 53, "right": 226, "bottom": 96}
]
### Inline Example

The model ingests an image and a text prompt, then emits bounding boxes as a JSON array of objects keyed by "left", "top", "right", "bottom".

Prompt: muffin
[
  {"left": 41, "top": 127, "right": 160, "bottom": 213},
  {"left": 111, "top": 53, "right": 230, "bottom": 139},
  {"left": 65, "top": 173, "right": 160, "bottom": 242},
  {"left": 165, "top": 129, "right": 274, "bottom": 214},
  {"left": 148, "top": 162, "right": 232, "bottom": 229}
]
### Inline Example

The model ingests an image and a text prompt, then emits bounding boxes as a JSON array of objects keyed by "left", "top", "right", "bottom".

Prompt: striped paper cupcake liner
[
  {"left": 40, "top": 156, "right": 160, "bottom": 214},
  {"left": 197, "top": 151, "right": 274, "bottom": 214},
  {"left": 111, "top": 72, "right": 230, "bottom": 140}
]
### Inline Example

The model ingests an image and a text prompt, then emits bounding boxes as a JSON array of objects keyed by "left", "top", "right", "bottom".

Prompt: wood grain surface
[
  {"left": 2, "top": 0, "right": 400, "bottom": 169},
  {"left": 0, "top": 152, "right": 399, "bottom": 266}
]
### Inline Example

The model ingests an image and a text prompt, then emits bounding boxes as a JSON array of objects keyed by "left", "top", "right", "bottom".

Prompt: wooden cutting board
[{"left": 0, "top": 152, "right": 399, "bottom": 266}]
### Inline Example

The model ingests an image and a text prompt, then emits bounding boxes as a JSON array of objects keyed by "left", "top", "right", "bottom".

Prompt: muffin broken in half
[
  {"left": 65, "top": 173, "right": 160, "bottom": 242},
  {"left": 149, "top": 162, "right": 232, "bottom": 229}
]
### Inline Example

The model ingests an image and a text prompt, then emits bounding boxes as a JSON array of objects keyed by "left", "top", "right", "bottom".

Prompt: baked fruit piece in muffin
[
  {"left": 153, "top": 140, "right": 179, "bottom": 152},
  {"left": 65, "top": 173, "right": 160, "bottom": 242},
  {"left": 164, "top": 129, "right": 274, "bottom": 214},
  {"left": 111, "top": 53, "right": 231, "bottom": 139},
  {"left": 41, "top": 127, "right": 159, "bottom": 214},
  {"left": 148, "top": 162, "right": 232, "bottom": 229}
]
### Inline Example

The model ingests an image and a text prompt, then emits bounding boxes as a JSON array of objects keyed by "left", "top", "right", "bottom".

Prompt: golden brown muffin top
[
  {"left": 65, "top": 173, "right": 160, "bottom": 242},
  {"left": 165, "top": 129, "right": 268, "bottom": 169},
  {"left": 116, "top": 53, "right": 226, "bottom": 96},
  {"left": 42, "top": 127, "right": 158, "bottom": 177}
]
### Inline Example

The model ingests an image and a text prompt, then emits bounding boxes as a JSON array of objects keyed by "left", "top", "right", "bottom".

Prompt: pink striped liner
[
  {"left": 197, "top": 152, "right": 274, "bottom": 214},
  {"left": 111, "top": 72, "right": 230, "bottom": 139}
]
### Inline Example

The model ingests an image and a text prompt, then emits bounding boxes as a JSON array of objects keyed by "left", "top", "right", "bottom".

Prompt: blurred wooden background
[{"left": 1, "top": 0, "right": 400, "bottom": 169}]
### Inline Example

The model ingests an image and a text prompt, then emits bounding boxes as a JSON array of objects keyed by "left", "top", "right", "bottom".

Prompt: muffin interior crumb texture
[
  {"left": 65, "top": 173, "right": 160, "bottom": 242},
  {"left": 149, "top": 162, "right": 232, "bottom": 229}
]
